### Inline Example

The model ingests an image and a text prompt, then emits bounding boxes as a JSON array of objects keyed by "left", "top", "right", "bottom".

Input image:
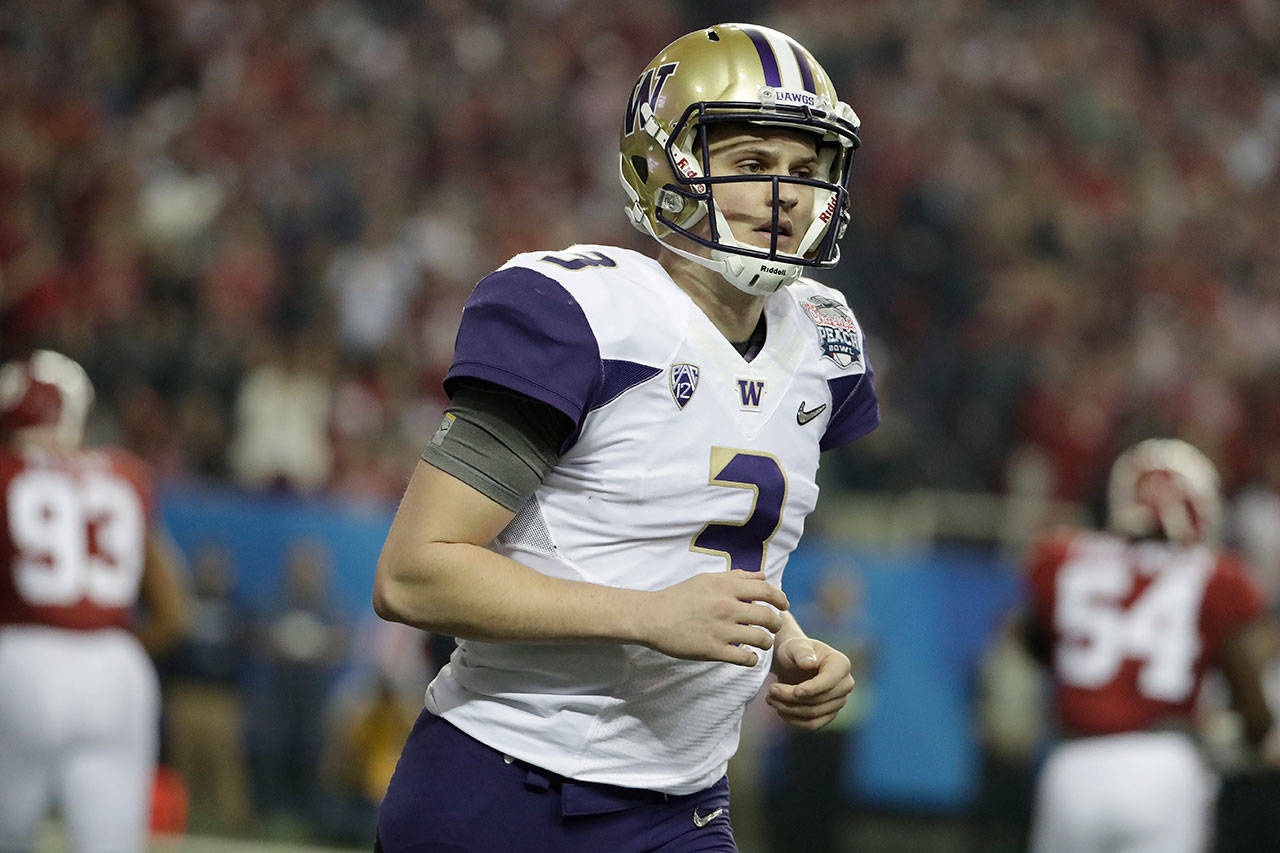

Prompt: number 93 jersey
[
  {"left": 426, "top": 245, "right": 878, "bottom": 794},
  {"left": 1028, "top": 529, "right": 1264, "bottom": 737},
  {"left": 0, "top": 447, "right": 153, "bottom": 631}
]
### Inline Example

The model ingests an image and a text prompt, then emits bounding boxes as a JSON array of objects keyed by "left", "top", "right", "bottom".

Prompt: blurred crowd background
[{"left": 3, "top": 0, "right": 1280, "bottom": 850}]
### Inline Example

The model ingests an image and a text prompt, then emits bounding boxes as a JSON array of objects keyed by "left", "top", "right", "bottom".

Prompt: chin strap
[{"left": 659, "top": 236, "right": 802, "bottom": 295}]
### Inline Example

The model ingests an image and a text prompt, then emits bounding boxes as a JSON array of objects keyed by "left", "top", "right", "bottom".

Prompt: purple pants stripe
[{"left": 377, "top": 710, "right": 737, "bottom": 852}]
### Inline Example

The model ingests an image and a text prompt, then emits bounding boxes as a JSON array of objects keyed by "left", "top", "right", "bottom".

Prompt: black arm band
[{"left": 420, "top": 380, "right": 571, "bottom": 511}]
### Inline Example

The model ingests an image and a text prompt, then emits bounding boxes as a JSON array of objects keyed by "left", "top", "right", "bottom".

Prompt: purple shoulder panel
[
  {"left": 445, "top": 266, "right": 602, "bottom": 426},
  {"left": 820, "top": 364, "right": 880, "bottom": 452},
  {"left": 445, "top": 266, "right": 662, "bottom": 454}
]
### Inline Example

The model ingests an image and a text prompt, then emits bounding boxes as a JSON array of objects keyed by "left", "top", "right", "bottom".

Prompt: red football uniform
[
  {"left": 1028, "top": 529, "right": 1263, "bottom": 736},
  {"left": 0, "top": 446, "right": 153, "bottom": 631}
]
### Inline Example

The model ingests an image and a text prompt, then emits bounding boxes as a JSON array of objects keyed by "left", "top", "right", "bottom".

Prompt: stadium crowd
[{"left": 3, "top": 0, "right": 1279, "bottom": 517}]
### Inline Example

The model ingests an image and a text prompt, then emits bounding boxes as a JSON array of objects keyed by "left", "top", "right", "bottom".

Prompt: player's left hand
[{"left": 767, "top": 636, "right": 853, "bottom": 730}]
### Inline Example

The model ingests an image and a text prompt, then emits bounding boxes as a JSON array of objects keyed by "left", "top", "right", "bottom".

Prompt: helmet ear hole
[{"left": 631, "top": 156, "right": 649, "bottom": 184}]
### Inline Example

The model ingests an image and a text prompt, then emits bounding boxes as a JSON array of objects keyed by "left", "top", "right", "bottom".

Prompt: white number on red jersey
[
  {"left": 7, "top": 468, "right": 145, "bottom": 607},
  {"left": 1055, "top": 546, "right": 1212, "bottom": 702}
]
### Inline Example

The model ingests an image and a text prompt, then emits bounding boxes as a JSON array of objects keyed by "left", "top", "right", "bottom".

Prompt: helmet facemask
[{"left": 628, "top": 99, "right": 858, "bottom": 296}]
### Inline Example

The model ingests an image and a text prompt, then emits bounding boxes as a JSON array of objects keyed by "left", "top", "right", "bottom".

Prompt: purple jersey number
[{"left": 691, "top": 448, "right": 788, "bottom": 573}]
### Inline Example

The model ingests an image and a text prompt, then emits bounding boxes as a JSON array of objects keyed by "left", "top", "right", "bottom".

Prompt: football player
[
  {"left": 0, "top": 350, "right": 190, "bottom": 853},
  {"left": 1024, "top": 439, "right": 1279, "bottom": 853},
  {"left": 372, "top": 23, "right": 876, "bottom": 853}
]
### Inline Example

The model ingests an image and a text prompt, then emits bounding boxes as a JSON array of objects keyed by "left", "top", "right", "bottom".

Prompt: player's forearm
[
  {"left": 373, "top": 541, "right": 649, "bottom": 644},
  {"left": 1222, "top": 619, "right": 1278, "bottom": 746},
  {"left": 137, "top": 532, "right": 192, "bottom": 657},
  {"left": 136, "top": 618, "right": 185, "bottom": 657}
]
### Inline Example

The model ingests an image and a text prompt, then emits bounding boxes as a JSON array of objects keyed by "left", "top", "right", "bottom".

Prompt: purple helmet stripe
[
  {"left": 742, "top": 27, "right": 782, "bottom": 88},
  {"left": 788, "top": 41, "right": 817, "bottom": 93}
]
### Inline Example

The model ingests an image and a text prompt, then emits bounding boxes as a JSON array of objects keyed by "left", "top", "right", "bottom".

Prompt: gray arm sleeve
[{"left": 420, "top": 380, "right": 571, "bottom": 511}]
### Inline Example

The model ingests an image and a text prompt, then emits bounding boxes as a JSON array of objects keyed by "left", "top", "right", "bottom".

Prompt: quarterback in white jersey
[
  {"left": 374, "top": 23, "right": 875, "bottom": 853},
  {"left": 426, "top": 244, "right": 875, "bottom": 793}
]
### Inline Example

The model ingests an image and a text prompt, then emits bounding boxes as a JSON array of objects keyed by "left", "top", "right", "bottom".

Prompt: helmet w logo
[{"left": 624, "top": 62, "right": 678, "bottom": 136}]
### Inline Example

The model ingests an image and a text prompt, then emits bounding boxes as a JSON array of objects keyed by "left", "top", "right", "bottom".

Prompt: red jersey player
[
  {"left": 1024, "top": 438, "right": 1278, "bottom": 853},
  {"left": 0, "top": 350, "right": 189, "bottom": 853}
]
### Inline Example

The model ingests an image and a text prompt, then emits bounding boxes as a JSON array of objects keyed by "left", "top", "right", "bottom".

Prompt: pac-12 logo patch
[
  {"left": 670, "top": 363, "right": 699, "bottom": 409},
  {"left": 802, "top": 295, "right": 862, "bottom": 369}
]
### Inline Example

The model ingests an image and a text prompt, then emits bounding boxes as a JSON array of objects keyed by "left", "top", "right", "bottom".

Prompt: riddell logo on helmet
[
  {"left": 818, "top": 196, "right": 838, "bottom": 224},
  {"left": 673, "top": 156, "right": 706, "bottom": 193},
  {"left": 762, "top": 265, "right": 788, "bottom": 275}
]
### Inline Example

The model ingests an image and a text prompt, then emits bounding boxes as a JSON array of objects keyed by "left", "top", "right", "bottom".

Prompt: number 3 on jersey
[
  {"left": 7, "top": 469, "right": 145, "bottom": 607},
  {"left": 691, "top": 448, "right": 788, "bottom": 573},
  {"left": 1055, "top": 551, "right": 1212, "bottom": 702}
]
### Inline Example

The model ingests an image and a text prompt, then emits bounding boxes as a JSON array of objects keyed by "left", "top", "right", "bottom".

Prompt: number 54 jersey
[
  {"left": 425, "top": 245, "right": 878, "bottom": 794},
  {"left": 1027, "top": 529, "right": 1264, "bottom": 737}
]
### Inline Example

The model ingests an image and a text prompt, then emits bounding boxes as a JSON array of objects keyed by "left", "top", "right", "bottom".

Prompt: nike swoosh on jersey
[
  {"left": 692, "top": 807, "right": 724, "bottom": 828},
  {"left": 796, "top": 401, "right": 827, "bottom": 425}
]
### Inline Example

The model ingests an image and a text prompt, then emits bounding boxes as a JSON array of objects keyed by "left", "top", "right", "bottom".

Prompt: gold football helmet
[{"left": 619, "top": 23, "right": 860, "bottom": 295}]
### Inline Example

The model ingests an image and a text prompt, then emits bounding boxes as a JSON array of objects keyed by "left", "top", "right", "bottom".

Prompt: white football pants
[
  {"left": 0, "top": 625, "right": 159, "bottom": 853},
  {"left": 1031, "top": 730, "right": 1214, "bottom": 853}
]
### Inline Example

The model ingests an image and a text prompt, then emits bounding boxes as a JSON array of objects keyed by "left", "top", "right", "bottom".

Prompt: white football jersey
[{"left": 426, "top": 244, "right": 878, "bottom": 794}]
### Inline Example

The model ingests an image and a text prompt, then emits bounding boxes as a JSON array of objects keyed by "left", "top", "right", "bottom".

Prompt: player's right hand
[{"left": 638, "top": 570, "right": 789, "bottom": 666}]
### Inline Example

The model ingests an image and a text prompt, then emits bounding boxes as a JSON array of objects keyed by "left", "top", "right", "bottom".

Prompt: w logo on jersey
[
  {"left": 670, "top": 363, "right": 699, "bottom": 409},
  {"left": 737, "top": 379, "right": 765, "bottom": 409}
]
